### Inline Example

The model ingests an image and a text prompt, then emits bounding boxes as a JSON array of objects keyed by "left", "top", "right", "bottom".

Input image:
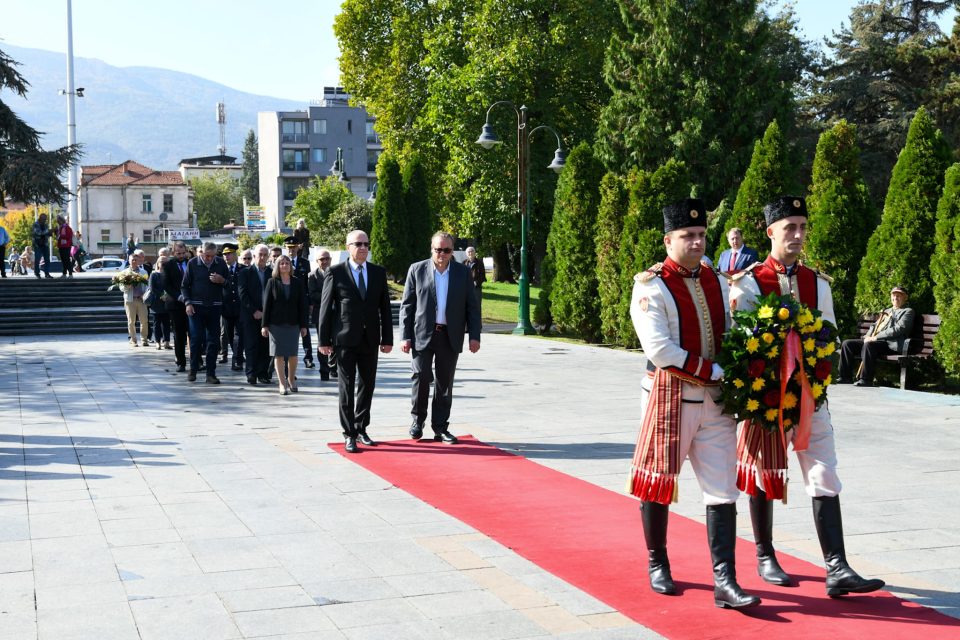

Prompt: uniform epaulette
[
  {"left": 634, "top": 262, "right": 663, "bottom": 283},
  {"left": 815, "top": 270, "right": 833, "bottom": 284},
  {"left": 729, "top": 261, "right": 760, "bottom": 282}
]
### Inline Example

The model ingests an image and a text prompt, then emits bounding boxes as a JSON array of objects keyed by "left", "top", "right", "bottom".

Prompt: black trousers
[
  {"left": 220, "top": 313, "right": 243, "bottom": 365},
  {"left": 302, "top": 330, "right": 313, "bottom": 363},
  {"left": 0, "top": 244, "right": 5, "bottom": 276},
  {"left": 314, "top": 323, "right": 336, "bottom": 377},
  {"left": 58, "top": 247, "right": 72, "bottom": 276},
  {"left": 188, "top": 306, "right": 221, "bottom": 376},
  {"left": 169, "top": 302, "right": 189, "bottom": 367},
  {"left": 336, "top": 344, "right": 378, "bottom": 438},
  {"left": 839, "top": 338, "right": 892, "bottom": 384},
  {"left": 153, "top": 312, "right": 171, "bottom": 344},
  {"left": 241, "top": 315, "right": 270, "bottom": 380},
  {"left": 411, "top": 329, "right": 460, "bottom": 432}
]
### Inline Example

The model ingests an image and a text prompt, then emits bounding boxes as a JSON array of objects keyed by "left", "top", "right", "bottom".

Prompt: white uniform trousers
[
  {"left": 639, "top": 388, "right": 740, "bottom": 506},
  {"left": 752, "top": 403, "right": 842, "bottom": 498}
]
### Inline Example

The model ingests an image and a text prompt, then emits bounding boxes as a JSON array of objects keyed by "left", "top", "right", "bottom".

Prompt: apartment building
[{"left": 258, "top": 87, "right": 382, "bottom": 231}]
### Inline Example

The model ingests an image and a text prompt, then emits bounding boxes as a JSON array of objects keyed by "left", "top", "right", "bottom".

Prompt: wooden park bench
[{"left": 855, "top": 313, "right": 941, "bottom": 390}]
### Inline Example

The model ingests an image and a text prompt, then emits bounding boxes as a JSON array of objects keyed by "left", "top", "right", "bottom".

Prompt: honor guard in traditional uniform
[
  {"left": 629, "top": 198, "right": 760, "bottom": 609},
  {"left": 219, "top": 243, "right": 244, "bottom": 371},
  {"left": 728, "top": 196, "right": 885, "bottom": 597}
]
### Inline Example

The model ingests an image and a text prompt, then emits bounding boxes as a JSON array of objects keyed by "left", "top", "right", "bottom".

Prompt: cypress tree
[
  {"left": 402, "top": 154, "right": 434, "bottom": 264},
  {"left": 595, "top": 172, "right": 629, "bottom": 344},
  {"left": 370, "top": 153, "right": 409, "bottom": 281},
  {"left": 806, "top": 120, "right": 876, "bottom": 337},
  {"left": 241, "top": 129, "right": 259, "bottom": 205},
  {"left": 932, "top": 163, "right": 960, "bottom": 376},
  {"left": 543, "top": 143, "right": 606, "bottom": 342},
  {"left": 708, "top": 199, "right": 732, "bottom": 264},
  {"left": 617, "top": 160, "right": 689, "bottom": 348},
  {"left": 856, "top": 107, "right": 952, "bottom": 315},
  {"left": 725, "top": 120, "right": 791, "bottom": 257}
]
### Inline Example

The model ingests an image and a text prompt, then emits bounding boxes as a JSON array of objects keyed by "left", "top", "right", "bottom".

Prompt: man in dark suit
[
  {"left": 287, "top": 237, "right": 315, "bottom": 369},
  {"left": 717, "top": 228, "right": 759, "bottom": 274},
  {"left": 163, "top": 241, "right": 191, "bottom": 372},
  {"left": 182, "top": 241, "right": 229, "bottom": 383},
  {"left": 838, "top": 285, "right": 916, "bottom": 387},
  {"left": 239, "top": 244, "right": 273, "bottom": 385},
  {"left": 319, "top": 230, "right": 394, "bottom": 453},
  {"left": 308, "top": 250, "right": 337, "bottom": 381},
  {"left": 400, "top": 232, "right": 482, "bottom": 444},
  {"left": 219, "top": 243, "right": 244, "bottom": 370}
]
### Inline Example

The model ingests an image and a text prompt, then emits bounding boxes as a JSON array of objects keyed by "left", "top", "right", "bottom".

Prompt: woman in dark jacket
[
  {"left": 147, "top": 255, "right": 171, "bottom": 349},
  {"left": 261, "top": 255, "right": 308, "bottom": 395}
]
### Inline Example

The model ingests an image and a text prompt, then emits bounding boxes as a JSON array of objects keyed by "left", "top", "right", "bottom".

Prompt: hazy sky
[{"left": 1, "top": 1, "right": 956, "bottom": 102}]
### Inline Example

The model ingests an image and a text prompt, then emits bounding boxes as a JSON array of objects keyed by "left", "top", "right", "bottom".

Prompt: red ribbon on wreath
[{"left": 780, "top": 329, "right": 814, "bottom": 452}]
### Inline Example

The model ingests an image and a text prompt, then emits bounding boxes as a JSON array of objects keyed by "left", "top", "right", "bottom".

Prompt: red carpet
[{"left": 330, "top": 436, "right": 960, "bottom": 639}]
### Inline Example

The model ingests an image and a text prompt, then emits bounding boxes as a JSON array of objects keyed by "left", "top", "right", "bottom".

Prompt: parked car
[{"left": 83, "top": 257, "right": 125, "bottom": 273}]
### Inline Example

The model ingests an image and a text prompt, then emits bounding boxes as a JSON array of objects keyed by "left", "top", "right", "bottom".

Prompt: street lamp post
[
  {"left": 330, "top": 147, "right": 350, "bottom": 184},
  {"left": 476, "top": 102, "right": 566, "bottom": 335}
]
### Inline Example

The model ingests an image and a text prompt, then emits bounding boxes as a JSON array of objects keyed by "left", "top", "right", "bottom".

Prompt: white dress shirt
[{"left": 434, "top": 265, "right": 449, "bottom": 325}]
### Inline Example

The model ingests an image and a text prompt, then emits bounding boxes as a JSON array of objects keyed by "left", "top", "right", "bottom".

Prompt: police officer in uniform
[
  {"left": 629, "top": 198, "right": 759, "bottom": 609},
  {"left": 729, "top": 196, "right": 885, "bottom": 597},
  {"left": 219, "top": 243, "right": 245, "bottom": 371}
]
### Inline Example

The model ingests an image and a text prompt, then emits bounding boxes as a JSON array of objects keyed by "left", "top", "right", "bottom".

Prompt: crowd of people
[{"left": 0, "top": 212, "right": 87, "bottom": 277}]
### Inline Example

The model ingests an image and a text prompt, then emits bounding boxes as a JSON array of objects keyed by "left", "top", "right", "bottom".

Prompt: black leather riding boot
[
  {"left": 749, "top": 490, "right": 792, "bottom": 586},
  {"left": 707, "top": 503, "right": 761, "bottom": 609},
  {"left": 812, "top": 496, "right": 885, "bottom": 597},
  {"left": 640, "top": 501, "right": 676, "bottom": 595}
]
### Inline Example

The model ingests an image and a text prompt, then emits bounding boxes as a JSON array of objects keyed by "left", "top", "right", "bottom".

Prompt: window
[
  {"left": 141, "top": 194, "right": 152, "bottom": 212},
  {"left": 100, "top": 229, "right": 110, "bottom": 242},
  {"left": 347, "top": 119, "right": 352, "bottom": 134},
  {"left": 311, "top": 148, "right": 327, "bottom": 164},
  {"left": 366, "top": 149, "right": 381, "bottom": 172},
  {"left": 281, "top": 120, "right": 308, "bottom": 143},
  {"left": 366, "top": 121, "right": 380, "bottom": 144},
  {"left": 283, "top": 178, "right": 310, "bottom": 200},
  {"left": 163, "top": 194, "right": 173, "bottom": 213},
  {"left": 282, "top": 149, "right": 310, "bottom": 171},
  {"left": 312, "top": 119, "right": 327, "bottom": 134},
  {"left": 142, "top": 229, "right": 153, "bottom": 242},
  {"left": 366, "top": 178, "right": 377, "bottom": 193}
]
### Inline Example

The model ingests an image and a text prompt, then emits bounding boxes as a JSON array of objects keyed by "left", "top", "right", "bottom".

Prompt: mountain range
[{"left": 3, "top": 44, "right": 303, "bottom": 171}]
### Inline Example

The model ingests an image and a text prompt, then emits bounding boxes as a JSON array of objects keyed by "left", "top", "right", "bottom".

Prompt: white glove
[{"left": 711, "top": 363, "right": 724, "bottom": 381}]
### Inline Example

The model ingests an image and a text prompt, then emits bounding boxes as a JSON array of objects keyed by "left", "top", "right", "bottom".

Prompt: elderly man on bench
[{"left": 838, "top": 285, "right": 915, "bottom": 387}]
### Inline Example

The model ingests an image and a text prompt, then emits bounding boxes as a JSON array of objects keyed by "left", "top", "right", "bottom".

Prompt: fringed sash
[
  {"left": 735, "top": 258, "right": 818, "bottom": 501},
  {"left": 627, "top": 368, "right": 683, "bottom": 504}
]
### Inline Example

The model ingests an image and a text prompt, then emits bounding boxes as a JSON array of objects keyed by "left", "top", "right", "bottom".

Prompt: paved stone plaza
[{"left": 1, "top": 331, "right": 958, "bottom": 639}]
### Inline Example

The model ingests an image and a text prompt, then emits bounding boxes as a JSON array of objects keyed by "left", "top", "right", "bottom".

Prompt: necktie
[
  {"left": 357, "top": 266, "right": 366, "bottom": 300},
  {"left": 730, "top": 250, "right": 737, "bottom": 269}
]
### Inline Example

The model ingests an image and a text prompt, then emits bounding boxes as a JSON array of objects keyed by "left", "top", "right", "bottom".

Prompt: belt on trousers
[{"left": 434, "top": 324, "right": 447, "bottom": 332}]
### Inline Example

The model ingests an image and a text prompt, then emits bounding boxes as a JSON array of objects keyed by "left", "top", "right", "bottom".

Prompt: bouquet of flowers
[
  {"left": 111, "top": 271, "right": 149, "bottom": 288},
  {"left": 717, "top": 292, "right": 838, "bottom": 435}
]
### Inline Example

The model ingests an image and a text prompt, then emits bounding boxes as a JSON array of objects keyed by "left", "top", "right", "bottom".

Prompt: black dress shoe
[
  {"left": 434, "top": 431, "right": 458, "bottom": 444},
  {"left": 358, "top": 432, "right": 377, "bottom": 446},
  {"left": 320, "top": 373, "right": 330, "bottom": 381},
  {"left": 187, "top": 371, "right": 197, "bottom": 382},
  {"left": 835, "top": 378, "right": 853, "bottom": 385},
  {"left": 304, "top": 358, "right": 315, "bottom": 369},
  {"left": 246, "top": 376, "right": 258, "bottom": 385},
  {"left": 205, "top": 375, "right": 220, "bottom": 384},
  {"left": 344, "top": 437, "right": 358, "bottom": 453},
  {"left": 231, "top": 364, "right": 242, "bottom": 371},
  {"left": 176, "top": 364, "right": 186, "bottom": 372},
  {"left": 854, "top": 379, "right": 871, "bottom": 387},
  {"left": 257, "top": 376, "right": 271, "bottom": 384},
  {"left": 218, "top": 355, "right": 228, "bottom": 363},
  {"left": 409, "top": 422, "right": 424, "bottom": 440},
  {"left": 330, "top": 370, "right": 338, "bottom": 378}
]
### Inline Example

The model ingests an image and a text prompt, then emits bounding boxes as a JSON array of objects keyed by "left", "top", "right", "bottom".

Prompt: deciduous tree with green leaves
[
  {"left": 617, "top": 160, "right": 690, "bottom": 348},
  {"left": 725, "top": 121, "right": 792, "bottom": 257},
  {"left": 932, "top": 162, "right": 960, "bottom": 376},
  {"left": 289, "top": 176, "right": 355, "bottom": 246},
  {"left": 805, "top": 120, "right": 876, "bottom": 337},
  {"left": 370, "top": 153, "right": 409, "bottom": 281},
  {"left": 535, "top": 143, "right": 604, "bottom": 340},
  {"left": 856, "top": 107, "right": 952, "bottom": 316},
  {"left": 596, "top": 1, "right": 810, "bottom": 205},
  {"left": 191, "top": 170, "right": 244, "bottom": 231},
  {"left": 240, "top": 129, "right": 259, "bottom": 205},
  {"left": 595, "top": 172, "right": 629, "bottom": 344}
]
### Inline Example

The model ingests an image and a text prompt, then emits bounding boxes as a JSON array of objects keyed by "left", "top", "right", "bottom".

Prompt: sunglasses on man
[
  {"left": 350, "top": 241, "right": 370, "bottom": 248},
  {"left": 432, "top": 247, "right": 453, "bottom": 254}
]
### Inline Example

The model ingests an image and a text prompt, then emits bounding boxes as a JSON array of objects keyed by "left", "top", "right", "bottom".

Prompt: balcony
[
  {"left": 282, "top": 162, "right": 310, "bottom": 172},
  {"left": 281, "top": 134, "right": 309, "bottom": 144},
  {"left": 366, "top": 134, "right": 381, "bottom": 145}
]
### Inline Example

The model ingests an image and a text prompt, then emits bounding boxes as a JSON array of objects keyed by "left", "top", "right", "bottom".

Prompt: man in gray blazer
[
  {"left": 838, "top": 285, "right": 916, "bottom": 387},
  {"left": 400, "top": 232, "right": 482, "bottom": 443}
]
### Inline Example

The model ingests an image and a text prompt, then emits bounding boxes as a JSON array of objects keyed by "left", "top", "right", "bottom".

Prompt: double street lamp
[
  {"left": 330, "top": 147, "right": 350, "bottom": 183},
  {"left": 476, "top": 102, "right": 566, "bottom": 335}
]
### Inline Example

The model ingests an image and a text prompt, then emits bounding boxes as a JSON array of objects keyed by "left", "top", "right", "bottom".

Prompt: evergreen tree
[
  {"left": 0, "top": 48, "right": 80, "bottom": 206},
  {"left": 807, "top": 2, "right": 960, "bottom": 201},
  {"left": 540, "top": 143, "right": 605, "bottom": 341},
  {"left": 240, "top": 130, "right": 259, "bottom": 205},
  {"left": 806, "top": 121, "right": 876, "bottom": 337},
  {"left": 370, "top": 153, "right": 409, "bottom": 281},
  {"left": 596, "top": 1, "right": 810, "bottom": 205},
  {"left": 402, "top": 154, "right": 434, "bottom": 264},
  {"left": 595, "top": 172, "right": 629, "bottom": 344},
  {"left": 932, "top": 163, "right": 960, "bottom": 376},
  {"left": 617, "top": 160, "right": 689, "bottom": 348},
  {"left": 708, "top": 199, "right": 733, "bottom": 264},
  {"left": 856, "top": 107, "right": 952, "bottom": 315},
  {"left": 726, "top": 121, "right": 791, "bottom": 257}
]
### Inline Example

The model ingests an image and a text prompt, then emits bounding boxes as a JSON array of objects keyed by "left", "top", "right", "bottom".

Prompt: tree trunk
[{"left": 492, "top": 244, "right": 515, "bottom": 283}]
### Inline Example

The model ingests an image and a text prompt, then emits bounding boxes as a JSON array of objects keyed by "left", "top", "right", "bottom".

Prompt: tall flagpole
[{"left": 65, "top": 0, "right": 79, "bottom": 232}]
